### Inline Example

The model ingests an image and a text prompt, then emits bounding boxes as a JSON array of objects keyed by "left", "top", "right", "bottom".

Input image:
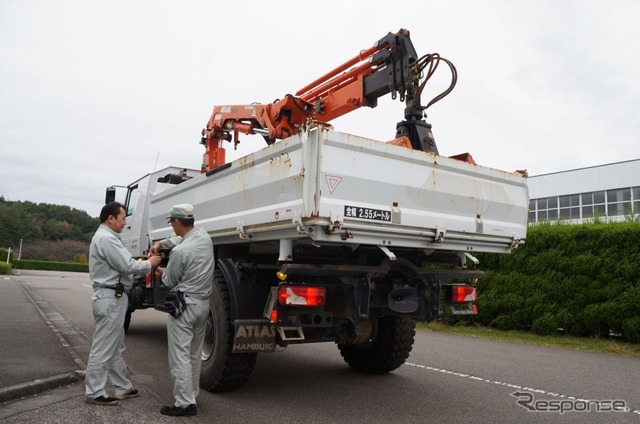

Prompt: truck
[{"left": 107, "top": 28, "right": 529, "bottom": 392}]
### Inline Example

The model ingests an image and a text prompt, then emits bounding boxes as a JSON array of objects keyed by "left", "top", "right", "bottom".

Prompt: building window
[
  {"left": 529, "top": 186, "right": 640, "bottom": 224},
  {"left": 593, "top": 191, "right": 606, "bottom": 218},
  {"left": 538, "top": 198, "right": 547, "bottom": 209},
  {"left": 607, "top": 188, "right": 631, "bottom": 202},
  {"left": 594, "top": 191, "right": 605, "bottom": 204},
  {"left": 581, "top": 193, "right": 593, "bottom": 218},
  {"left": 559, "top": 194, "right": 579, "bottom": 221},
  {"left": 608, "top": 201, "right": 632, "bottom": 216},
  {"left": 534, "top": 196, "right": 559, "bottom": 222},
  {"left": 607, "top": 188, "right": 632, "bottom": 216},
  {"left": 528, "top": 199, "right": 536, "bottom": 222}
]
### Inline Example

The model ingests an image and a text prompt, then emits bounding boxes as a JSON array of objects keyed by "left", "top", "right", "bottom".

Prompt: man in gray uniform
[
  {"left": 152, "top": 204, "right": 214, "bottom": 417},
  {"left": 85, "top": 201, "right": 161, "bottom": 406}
]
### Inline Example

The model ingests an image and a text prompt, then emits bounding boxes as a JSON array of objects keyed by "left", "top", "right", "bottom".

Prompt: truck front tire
[
  {"left": 338, "top": 315, "right": 415, "bottom": 374},
  {"left": 200, "top": 269, "right": 257, "bottom": 392}
]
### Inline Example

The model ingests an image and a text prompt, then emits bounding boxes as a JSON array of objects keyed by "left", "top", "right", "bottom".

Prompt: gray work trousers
[
  {"left": 167, "top": 297, "right": 209, "bottom": 407},
  {"left": 85, "top": 288, "right": 133, "bottom": 398}
]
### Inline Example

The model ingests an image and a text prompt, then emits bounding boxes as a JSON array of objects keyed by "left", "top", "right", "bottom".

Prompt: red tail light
[
  {"left": 278, "top": 286, "right": 326, "bottom": 307},
  {"left": 446, "top": 285, "right": 478, "bottom": 315},
  {"left": 450, "top": 286, "right": 477, "bottom": 303}
]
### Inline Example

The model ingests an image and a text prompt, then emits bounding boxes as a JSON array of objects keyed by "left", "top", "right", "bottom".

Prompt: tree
[{"left": 0, "top": 198, "right": 99, "bottom": 260}]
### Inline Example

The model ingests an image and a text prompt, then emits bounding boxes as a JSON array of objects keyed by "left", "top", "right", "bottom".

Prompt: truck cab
[{"left": 105, "top": 166, "right": 201, "bottom": 330}]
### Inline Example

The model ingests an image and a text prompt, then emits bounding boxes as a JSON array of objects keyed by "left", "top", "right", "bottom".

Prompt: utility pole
[{"left": 16, "top": 239, "right": 22, "bottom": 276}]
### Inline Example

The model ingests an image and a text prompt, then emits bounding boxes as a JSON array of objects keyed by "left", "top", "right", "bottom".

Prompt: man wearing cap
[
  {"left": 151, "top": 204, "right": 214, "bottom": 417},
  {"left": 86, "top": 201, "right": 162, "bottom": 406}
]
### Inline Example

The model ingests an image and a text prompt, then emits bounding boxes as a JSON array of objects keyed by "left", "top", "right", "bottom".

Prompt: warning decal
[{"left": 325, "top": 175, "right": 342, "bottom": 194}]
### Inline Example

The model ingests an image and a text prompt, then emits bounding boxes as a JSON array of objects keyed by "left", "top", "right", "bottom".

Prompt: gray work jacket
[
  {"left": 160, "top": 227, "right": 214, "bottom": 301},
  {"left": 89, "top": 224, "right": 152, "bottom": 290}
]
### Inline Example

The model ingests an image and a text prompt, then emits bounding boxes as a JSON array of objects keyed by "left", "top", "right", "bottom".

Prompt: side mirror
[{"left": 105, "top": 187, "right": 116, "bottom": 204}]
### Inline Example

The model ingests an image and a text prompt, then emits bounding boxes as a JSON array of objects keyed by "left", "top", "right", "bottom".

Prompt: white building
[{"left": 527, "top": 159, "right": 640, "bottom": 224}]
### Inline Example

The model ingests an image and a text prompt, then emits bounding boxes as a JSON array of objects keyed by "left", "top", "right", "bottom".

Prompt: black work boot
[
  {"left": 85, "top": 396, "right": 119, "bottom": 406},
  {"left": 114, "top": 388, "right": 139, "bottom": 400},
  {"left": 160, "top": 404, "right": 197, "bottom": 416}
]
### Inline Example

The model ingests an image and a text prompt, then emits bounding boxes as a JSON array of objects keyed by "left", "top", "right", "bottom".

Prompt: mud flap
[{"left": 232, "top": 319, "right": 276, "bottom": 353}]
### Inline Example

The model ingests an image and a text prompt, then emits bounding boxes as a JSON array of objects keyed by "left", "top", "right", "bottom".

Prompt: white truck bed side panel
[
  {"left": 148, "top": 129, "right": 528, "bottom": 253},
  {"left": 317, "top": 131, "right": 528, "bottom": 241},
  {"left": 149, "top": 137, "right": 308, "bottom": 241}
]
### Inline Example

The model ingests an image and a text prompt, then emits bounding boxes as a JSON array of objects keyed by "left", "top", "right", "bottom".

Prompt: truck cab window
[{"left": 125, "top": 184, "right": 140, "bottom": 217}]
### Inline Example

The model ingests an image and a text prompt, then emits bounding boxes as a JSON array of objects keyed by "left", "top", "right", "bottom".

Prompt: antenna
[{"left": 153, "top": 151, "right": 160, "bottom": 172}]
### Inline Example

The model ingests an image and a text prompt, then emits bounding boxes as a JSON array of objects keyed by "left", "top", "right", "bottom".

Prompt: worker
[
  {"left": 151, "top": 203, "right": 214, "bottom": 417},
  {"left": 85, "top": 201, "right": 161, "bottom": 406}
]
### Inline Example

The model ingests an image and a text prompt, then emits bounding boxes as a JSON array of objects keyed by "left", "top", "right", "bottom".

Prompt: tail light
[
  {"left": 445, "top": 284, "right": 478, "bottom": 315},
  {"left": 278, "top": 286, "right": 326, "bottom": 307},
  {"left": 450, "top": 286, "right": 477, "bottom": 303}
]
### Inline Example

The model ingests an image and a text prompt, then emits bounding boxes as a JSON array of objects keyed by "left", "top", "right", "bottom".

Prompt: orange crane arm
[{"left": 200, "top": 28, "right": 457, "bottom": 171}]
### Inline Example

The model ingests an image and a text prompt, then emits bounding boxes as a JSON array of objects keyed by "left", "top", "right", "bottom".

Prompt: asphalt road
[{"left": 1, "top": 271, "right": 639, "bottom": 423}]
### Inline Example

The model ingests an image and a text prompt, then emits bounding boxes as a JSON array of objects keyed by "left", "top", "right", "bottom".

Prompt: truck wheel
[
  {"left": 338, "top": 316, "right": 415, "bottom": 374},
  {"left": 200, "top": 269, "right": 257, "bottom": 392}
]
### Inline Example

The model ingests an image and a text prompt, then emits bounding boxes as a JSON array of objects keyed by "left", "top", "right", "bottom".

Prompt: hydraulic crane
[
  {"left": 106, "top": 28, "right": 529, "bottom": 394},
  {"left": 200, "top": 28, "right": 457, "bottom": 171}
]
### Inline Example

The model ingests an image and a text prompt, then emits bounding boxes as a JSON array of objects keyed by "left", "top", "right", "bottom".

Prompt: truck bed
[{"left": 148, "top": 127, "right": 528, "bottom": 254}]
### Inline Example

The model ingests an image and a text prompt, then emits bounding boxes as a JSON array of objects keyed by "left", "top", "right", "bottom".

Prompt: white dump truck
[{"left": 106, "top": 29, "right": 528, "bottom": 391}]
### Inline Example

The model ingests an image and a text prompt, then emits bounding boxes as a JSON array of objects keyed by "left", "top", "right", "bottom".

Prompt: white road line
[{"left": 405, "top": 362, "right": 640, "bottom": 415}]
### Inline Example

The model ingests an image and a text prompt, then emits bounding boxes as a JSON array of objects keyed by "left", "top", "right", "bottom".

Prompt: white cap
[{"left": 166, "top": 204, "right": 194, "bottom": 220}]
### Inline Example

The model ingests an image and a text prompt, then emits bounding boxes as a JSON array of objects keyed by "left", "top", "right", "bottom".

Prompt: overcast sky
[{"left": 1, "top": 1, "right": 639, "bottom": 218}]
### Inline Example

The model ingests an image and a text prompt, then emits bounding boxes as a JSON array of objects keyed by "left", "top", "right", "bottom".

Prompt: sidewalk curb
[{"left": 0, "top": 370, "right": 84, "bottom": 403}]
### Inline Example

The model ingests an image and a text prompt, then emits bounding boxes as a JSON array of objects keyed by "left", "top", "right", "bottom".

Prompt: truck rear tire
[
  {"left": 200, "top": 269, "right": 257, "bottom": 392},
  {"left": 338, "top": 316, "right": 415, "bottom": 374}
]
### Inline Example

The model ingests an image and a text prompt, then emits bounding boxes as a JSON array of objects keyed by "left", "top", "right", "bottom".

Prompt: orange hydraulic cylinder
[{"left": 203, "top": 139, "right": 226, "bottom": 172}]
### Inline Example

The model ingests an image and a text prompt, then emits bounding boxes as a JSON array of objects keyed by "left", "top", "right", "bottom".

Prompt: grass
[{"left": 417, "top": 321, "right": 640, "bottom": 359}]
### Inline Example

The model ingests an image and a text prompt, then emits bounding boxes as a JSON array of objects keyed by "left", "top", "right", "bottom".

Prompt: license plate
[
  {"left": 232, "top": 319, "right": 276, "bottom": 353},
  {"left": 344, "top": 205, "right": 391, "bottom": 222}
]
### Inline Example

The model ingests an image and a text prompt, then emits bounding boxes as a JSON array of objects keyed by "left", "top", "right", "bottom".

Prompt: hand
[
  {"left": 148, "top": 254, "right": 162, "bottom": 267},
  {"left": 149, "top": 242, "right": 162, "bottom": 255},
  {"left": 155, "top": 266, "right": 165, "bottom": 277}
]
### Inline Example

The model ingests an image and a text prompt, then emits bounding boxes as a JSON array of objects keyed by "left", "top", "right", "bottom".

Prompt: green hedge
[
  {"left": 0, "top": 261, "right": 11, "bottom": 275},
  {"left": 0, "top": 248, "right": 12, "bottom": 274},
  {"left": 11, "top": 259, "right": 89, "bottom": 273},
  {"left": 467, "top": 222, "right": 640, "bottom": 342}
]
